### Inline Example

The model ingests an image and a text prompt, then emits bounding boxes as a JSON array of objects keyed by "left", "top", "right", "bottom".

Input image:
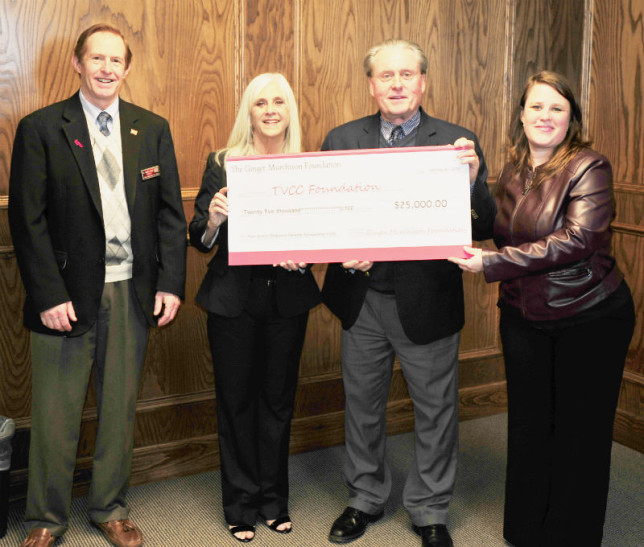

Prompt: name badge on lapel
[{"left": 141, "top": 165, "right": 160, "bottom": 180}]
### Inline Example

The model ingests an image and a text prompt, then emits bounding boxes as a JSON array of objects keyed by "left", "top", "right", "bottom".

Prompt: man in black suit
[
  {"left": 9, "top": 24, "right": 186, "bottom": 547},
  {"left": 322, "top": 39, "right": 495, "bottom": 547}
]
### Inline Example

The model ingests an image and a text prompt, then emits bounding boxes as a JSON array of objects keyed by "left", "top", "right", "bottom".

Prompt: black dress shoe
[
  {"left": 328, "top": 507, "right": 384, "bottom": 543},
  {"left": 413, "top": 524, "right": 454, "bottom": 547}
]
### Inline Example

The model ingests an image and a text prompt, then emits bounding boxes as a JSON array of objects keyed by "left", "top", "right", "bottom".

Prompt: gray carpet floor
[{"left": 3, "top": 413, "right": 643, "bottom": 546}]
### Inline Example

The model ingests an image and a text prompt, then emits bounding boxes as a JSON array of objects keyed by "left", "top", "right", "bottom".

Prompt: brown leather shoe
[
  {"left": 94, "top": 519, "right": 143, "bottom": 547},
  {"left": 20, "top": 528, "right": 56, "bottom": 547}
]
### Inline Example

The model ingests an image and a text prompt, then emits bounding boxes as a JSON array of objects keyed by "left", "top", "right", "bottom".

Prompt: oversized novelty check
[{"left": 226, "top": 146, "right": 472, "bottom": 265}]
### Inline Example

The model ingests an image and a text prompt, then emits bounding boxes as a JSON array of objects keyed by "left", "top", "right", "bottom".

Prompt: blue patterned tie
[
  {"left": 97, "top": 111, "right": 111, "bottom": 137},
  {"left": 389, "top": 125, "right": 403, "bottom": 146}
]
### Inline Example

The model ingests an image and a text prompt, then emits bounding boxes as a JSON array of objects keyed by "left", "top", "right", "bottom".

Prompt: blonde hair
[{"left": 216, "top": 73, "right": 301, "bottom": 165}]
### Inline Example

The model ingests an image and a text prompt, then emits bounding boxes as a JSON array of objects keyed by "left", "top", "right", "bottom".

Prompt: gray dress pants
[{"left": 341, "top": 288, "right": 460, "bottom": 526}]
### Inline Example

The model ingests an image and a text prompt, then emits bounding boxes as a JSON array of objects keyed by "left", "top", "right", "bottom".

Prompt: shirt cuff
[{"left": 201, "top": 228, "right": 219, "bottom": 248}]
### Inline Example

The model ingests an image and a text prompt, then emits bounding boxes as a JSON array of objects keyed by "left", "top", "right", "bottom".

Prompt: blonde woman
[{"left": 189, "top": 74, "right": 320, "bottom": 542}]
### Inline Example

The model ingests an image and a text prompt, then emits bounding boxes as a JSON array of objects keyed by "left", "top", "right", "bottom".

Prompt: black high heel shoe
[
  {"left": 266, "top": 515, "right": 292, "bottom": 534},
  {"left": 228, "top": 525, "right": 255, "bottom": 542}
]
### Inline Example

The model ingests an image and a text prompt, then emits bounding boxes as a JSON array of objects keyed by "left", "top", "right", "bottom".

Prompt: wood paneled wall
[
  {"left": 0, "top": 0, "right": 642, "bottom": 503},
  {"left": 590, "top": 0, "right": 644, "bottom": 450}
]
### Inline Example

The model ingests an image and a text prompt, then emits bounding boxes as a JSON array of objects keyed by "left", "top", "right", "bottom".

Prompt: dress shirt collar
[
  {"left": 380, "top": 109, "right": 421, "bottom": 141},
  {"left": 79, "top": 90, "right": 120, "bottom": 128}
]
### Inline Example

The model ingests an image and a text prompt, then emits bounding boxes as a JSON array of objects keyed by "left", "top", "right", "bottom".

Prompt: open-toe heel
[
  {"left": 267, "top": 515, "right": 292, "bottom": 534},
  {"left": 228, "top": 525, "right": 255, "bottom": 542}
]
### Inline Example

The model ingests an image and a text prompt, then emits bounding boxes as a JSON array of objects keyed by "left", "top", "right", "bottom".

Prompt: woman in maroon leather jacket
[{"left": 450, "top": 71, "right": 635, "bottom": 546}]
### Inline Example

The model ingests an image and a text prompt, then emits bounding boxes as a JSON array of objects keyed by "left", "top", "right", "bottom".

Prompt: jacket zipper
[
  {"left": 522, "top": 168, "right": 536, "bottom": 195},
  {"left": 510, "top": 170, "right": 535, "bottom": 318}
]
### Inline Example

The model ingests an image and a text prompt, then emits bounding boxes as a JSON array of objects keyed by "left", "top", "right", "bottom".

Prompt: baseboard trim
[{"left": 7, "top": 382, "right": 509, "bottom": 504}]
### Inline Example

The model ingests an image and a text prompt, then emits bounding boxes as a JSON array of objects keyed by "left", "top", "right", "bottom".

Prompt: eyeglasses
[{"left": 376, "top": 71, "right": 419, "bottom": 83}]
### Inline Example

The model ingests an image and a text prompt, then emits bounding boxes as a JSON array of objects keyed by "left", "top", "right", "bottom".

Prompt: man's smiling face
[
  {"left": 368, "top": 45, "right": 426, "bottom": 125},
  {"left": 72, "top": 31, "right": 130, "bottom": 110}
]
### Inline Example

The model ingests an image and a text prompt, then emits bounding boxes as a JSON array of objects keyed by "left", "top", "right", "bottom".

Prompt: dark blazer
[
  {"left": 9, "top": 92, "right": 187, "bottom": 336},
  {"left": 189, "top": 153, "right": 321, "bottom": 318},
  {"left": 321, "top": 108, "right": 496, "bottom": 345}
]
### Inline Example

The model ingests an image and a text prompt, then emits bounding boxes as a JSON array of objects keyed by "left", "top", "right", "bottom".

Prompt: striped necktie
[{"left": 389, "top": 125, "right": 403, "bottom": 146}]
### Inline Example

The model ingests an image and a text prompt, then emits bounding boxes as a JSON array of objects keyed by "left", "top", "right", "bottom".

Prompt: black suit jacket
[
  {"left": 189, "top": 153, "right": 321, "bottom": 318},
  {"left": 8, "top": 93, "right": 187, "bottom": 336},
  {"left": 321, "top": 108, "right": 496, "bottom": 344}
]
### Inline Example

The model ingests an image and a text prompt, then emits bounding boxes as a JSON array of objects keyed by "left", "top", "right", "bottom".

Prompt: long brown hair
[{"left": 508, "top": 71, "right": 590, "bottom": 187}]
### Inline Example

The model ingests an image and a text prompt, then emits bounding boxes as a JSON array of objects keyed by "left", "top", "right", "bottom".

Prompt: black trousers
[
  {"left": 207, "top": 279, "right": 309, "bottom": 526},
  {"left": 500, "top": 295, "right": 635, "bottom": 546}
]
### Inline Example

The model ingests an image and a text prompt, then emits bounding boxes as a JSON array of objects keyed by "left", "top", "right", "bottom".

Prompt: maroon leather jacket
[{"left": 482, "top": 148, "right": 623, "bottom": 321}]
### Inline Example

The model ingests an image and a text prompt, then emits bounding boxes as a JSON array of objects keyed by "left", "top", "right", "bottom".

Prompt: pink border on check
[
  {"left": 229, "top": 245, "right": 468, "bottom": 266},
  {"left": 226, "top": 144, "right": 462, "bottom": 163}
]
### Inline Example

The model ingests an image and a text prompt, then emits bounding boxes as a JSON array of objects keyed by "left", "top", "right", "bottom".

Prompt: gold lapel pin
[{"left": 130, "top": 129, "right": 138, "bottom": 135}]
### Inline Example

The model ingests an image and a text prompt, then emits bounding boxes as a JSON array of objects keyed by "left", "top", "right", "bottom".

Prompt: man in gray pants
[{"left": 321, "top": 39, "right": 495, "bottom": 547}]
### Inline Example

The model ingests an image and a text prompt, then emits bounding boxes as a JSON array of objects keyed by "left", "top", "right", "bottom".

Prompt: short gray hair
[{"left": 363, "top": 39, "right": 428, "bottom": 77}]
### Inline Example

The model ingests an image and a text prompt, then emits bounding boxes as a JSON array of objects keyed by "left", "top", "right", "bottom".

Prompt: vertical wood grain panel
[
  {"left": 612, "top": 229, "right": 644, "bottom": 374},
  {"left": 422, "top": 0, "right": 507, "bottom": 170},
  {"left": 511, "top": 0, "right": 586, "bottom": 115},
  {"left": 548, "top": 0, "right": 586, "bottom": 91},
  {"left": 299, "top": 0, "right": 367, "bottom": 153},
  {"left": 588, "top": 0, "right": 644, "bottom": 443},
  {"left": 511, "top": 0, "right": 551, "bottom": 106},
  {"left": 0, "top": 0, "right": 82, "bottom": 194},
  {"left": 244, "top": 0, "right": 296, "bottom": 85},
  {"left": 138, "top": 245, "right": 215, "bottom": 400},
  {"left": 590, "top": 0, "right": 644, "bottom": 185},
  {"left": 0, "top": 252, "right": 30, "bottom": 418}
]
